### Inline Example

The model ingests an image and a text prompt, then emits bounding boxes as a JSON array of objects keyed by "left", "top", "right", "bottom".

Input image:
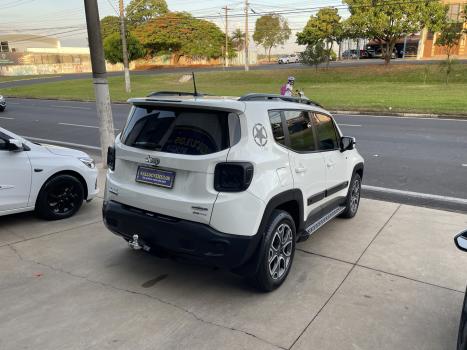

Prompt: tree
[
  {"left": 344, "top": 0, "right": 447, "bottom": 64},
  {"left": 126, "top": 0, "right": 168, "bottom": 28},
  {"left": 100, "top": 16, "right": 120, "bottom": 41},
  {"left": 297, "top": 8, "right": 342, "bottom": 66},
  {"left": 435, "top": 5, "right": 467, "bottom": 83},
  {"left": 436, "top": 22, "right": 464, "bottom": 60},
  {"left": 253, "top": 14, "right": 291, "bottom": 62},
  {"left": 134, "top": 12, "right": 225, "bottom": 63},
  {"left": 300, "top": 41, "right": 328, "bottom": 71},
  {"left": 231, "top": 28, "right": 245, "bottom": 51},
  {"left": 103, "top": 32, "right": 146, "bottom": 64}
]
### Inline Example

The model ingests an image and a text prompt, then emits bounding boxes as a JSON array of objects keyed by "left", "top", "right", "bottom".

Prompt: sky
[{"left": 0, "top": 0, "right": 348, "bottom": 54}]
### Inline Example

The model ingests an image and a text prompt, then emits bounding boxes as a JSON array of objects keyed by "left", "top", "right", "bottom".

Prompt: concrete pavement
[{"left": 1, "top": 169, "right": 467, "bottom": 349}]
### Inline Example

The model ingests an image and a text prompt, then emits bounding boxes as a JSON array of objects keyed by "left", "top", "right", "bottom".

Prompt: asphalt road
[
  {"left": 1, "top": 98, "right": 466, "bottom": 212},
  {"left": 2, "top": 59, "right": 466, "bottom": 89}
]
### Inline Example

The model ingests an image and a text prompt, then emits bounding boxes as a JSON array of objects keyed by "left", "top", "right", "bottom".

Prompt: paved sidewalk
[{"left": 1, "top": 197, "right": 467, "bottom": 350}]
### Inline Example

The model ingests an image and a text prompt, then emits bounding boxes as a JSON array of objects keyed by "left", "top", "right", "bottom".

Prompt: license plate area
[{"left": 135, "top": 166, "right": 176, "bottom": 189}]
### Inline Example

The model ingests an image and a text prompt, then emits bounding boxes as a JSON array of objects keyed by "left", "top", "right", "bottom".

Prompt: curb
[{"left": 331, "top": 110, "right": 467, "bottom": 120}]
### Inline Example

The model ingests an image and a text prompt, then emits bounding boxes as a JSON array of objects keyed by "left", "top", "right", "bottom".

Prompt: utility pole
[
  {"left": 84, "top": 0, "right": 115, "bottom": 164},
  {"left": 244, "top": 0, "right": 249, "bottom": 71},
  {"left": 119, "top": 0, "right": 131, "bottom": 93},
  {"left": 223, "top": 6, "right": 231, "bottom": 68}
]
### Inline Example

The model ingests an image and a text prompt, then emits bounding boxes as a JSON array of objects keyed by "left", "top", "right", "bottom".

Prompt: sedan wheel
[{"left": 36, "top": 175, "right": 84, "bottom": 220}]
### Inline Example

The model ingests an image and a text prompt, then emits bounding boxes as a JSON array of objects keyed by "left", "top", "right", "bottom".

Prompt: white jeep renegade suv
[{"left": 103, "top": 93, "right": 364, "bottom": 291}]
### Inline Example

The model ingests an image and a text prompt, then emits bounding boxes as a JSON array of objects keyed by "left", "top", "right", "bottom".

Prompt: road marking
[
  {"left": 362, "top": 185, "right": 467, "bottom": 205},
  {"left": 52, "top": 105, "right": 91, "bottom": 110},
  {"left": 59, "top": 122, "right": 98, "bottom": 129},
  {"left": 339, "top": 123, "right": 362, "bottom": 127},
  {"left": 0, "top": 116, "right": 14, "bottom": 120},
  {"left": 21, "top": 136, "right": 100, "bottom": 150},
  {"left": 462, "top": 164, "right": 467, "bottom": 167}
]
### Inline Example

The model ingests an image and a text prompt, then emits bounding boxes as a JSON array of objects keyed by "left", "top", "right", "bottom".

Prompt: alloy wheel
[
  {"left": 268, "top": 223, "right": 293, "bottom": 280},
  {"left": 47, "top": 184, "right": 81, "bottom": 214},
  {"left": 350, "top": 179, "right": 361, "bottom": 214}
]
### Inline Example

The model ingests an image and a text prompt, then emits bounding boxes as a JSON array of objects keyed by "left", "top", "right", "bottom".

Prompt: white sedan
[{"left": 0, "top": 127, "right": 98, "bottom": 220}]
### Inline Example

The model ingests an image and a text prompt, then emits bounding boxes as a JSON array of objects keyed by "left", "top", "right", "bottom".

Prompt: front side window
[
  {"left": 121, "top": 106, "right": 239, "bottom": 155},
  {"left": 0, "top": 132, "right": 9, "bottom": 151},
  {"left": 313, "top": 113, "right": 340, "bottom": 151},
  {"left": 283, "top": 110, "right": 316, "bottom": 152}
]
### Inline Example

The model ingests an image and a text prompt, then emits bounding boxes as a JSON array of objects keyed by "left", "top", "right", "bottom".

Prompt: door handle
[
  {"left": 295, "top": 167, "right": 307, "bottom": 173},
  {"left": 326, "top": 162, "right": 335, "bottom": 168}
]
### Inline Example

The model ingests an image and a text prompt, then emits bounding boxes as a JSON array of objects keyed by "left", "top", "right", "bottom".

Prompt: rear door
[
  {"left": 108, "top": 104, "right": 241, "bottom": 225},
  {"left": 277, "top": 110, "right": 326, "bottom": 218}
]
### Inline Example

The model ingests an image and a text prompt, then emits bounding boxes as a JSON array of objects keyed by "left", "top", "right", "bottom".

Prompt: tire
[
  {"left": 0, "top": 107, "right": 4, "bottom": 112},
  {"left": 339, "top": 173, "right": 362, "bottom": 219},
  {"left": 250, "top": 210, "right": 296, "bottom": 292},
  {"left": 35, "top": 174, "right": 84, "bottom": 220}
]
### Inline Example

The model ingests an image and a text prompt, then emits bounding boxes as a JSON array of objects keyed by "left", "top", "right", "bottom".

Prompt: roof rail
[
  {"left": 147, "top": 91, "right": 205, "bottom": 97},
  {"left": 238, "top": 93, "right": 323, "bottom": 108}
]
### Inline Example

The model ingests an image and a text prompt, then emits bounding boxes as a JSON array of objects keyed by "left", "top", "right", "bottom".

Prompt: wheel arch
[{"left": 36, "top": 170, "right": 89, "bottom": 206}]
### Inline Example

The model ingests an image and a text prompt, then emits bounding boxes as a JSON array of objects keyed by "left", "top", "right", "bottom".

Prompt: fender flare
[
  {"left": 233, "top": 189, "right": 304, "bottom": 276},
  {"left": 352, "top": 162, "right": 364, "bottom": 180}
]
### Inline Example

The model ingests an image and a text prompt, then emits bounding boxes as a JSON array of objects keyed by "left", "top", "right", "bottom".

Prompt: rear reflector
[{"left": 107, "top": 146, "right": 115, "bottom": 171}]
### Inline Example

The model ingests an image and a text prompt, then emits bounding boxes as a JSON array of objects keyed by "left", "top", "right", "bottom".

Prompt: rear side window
[
  {"left": 313, "top": 113, "right": 339, "bottom": 151},
  {"left": 268, "top": 111, "right": 285, "bottom": 146},
  {"left": 121, "top": 106, "right": 240, "bottom": 155},
  {"left": 283, "top": 110, "right": 316, "bottom": 152}
]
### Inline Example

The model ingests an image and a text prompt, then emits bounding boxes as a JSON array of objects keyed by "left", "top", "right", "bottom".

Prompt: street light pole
[
  {"left": 244, "top": 0, "right": 249, "bottom": 71},
  {"left": 119, "top": 0, "right": 131, "bottom": 93},
  {"left": 83, "top": 0, "right": 115, "bottom": 164}
]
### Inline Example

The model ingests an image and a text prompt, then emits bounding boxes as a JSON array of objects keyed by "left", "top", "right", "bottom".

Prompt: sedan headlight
[{"left": 79, "top": 157, "right": 95, "bottom": 169}]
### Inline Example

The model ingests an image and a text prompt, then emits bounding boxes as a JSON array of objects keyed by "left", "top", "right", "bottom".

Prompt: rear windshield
[{"left": 121, "top": 106, "right": 240, "bottom": 155}]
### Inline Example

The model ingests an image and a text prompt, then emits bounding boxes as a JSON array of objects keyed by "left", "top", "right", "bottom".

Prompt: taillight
[
  {"left": 107, "top": 146, "right": 115, "bottom": 171},
  {"left": 214, "top": 162, "right": 254, "bottom": 192}
]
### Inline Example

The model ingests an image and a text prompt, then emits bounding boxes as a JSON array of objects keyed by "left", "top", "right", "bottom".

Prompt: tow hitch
[{"left": 128, "top": 234, "right": 151, "bottom": 252}]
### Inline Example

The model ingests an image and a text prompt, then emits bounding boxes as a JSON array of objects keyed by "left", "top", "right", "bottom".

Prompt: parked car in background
[
  {"left": 0, "top": 95, "right": 6, "bottom": 112},
  {"left": 278, "top": 54, "right": 300, "bottom": 64},
  {"left": 455, "top": 230, "right": 467, "bottom": 350},
  {"left": 342, "top": 49, "right": 359, "bottom": 59},
  {"left": 0, "top": 127, "right": 98, "bottom": 219}
]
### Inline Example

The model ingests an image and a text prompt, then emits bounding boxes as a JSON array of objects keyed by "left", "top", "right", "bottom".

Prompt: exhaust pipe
[{"left": 128, "top": 234, "right": 151, "bottom": 252}]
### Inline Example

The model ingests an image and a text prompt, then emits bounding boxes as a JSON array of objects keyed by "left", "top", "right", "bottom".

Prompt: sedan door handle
[
  {"left": 326, "top": 162, "right": 335, "bottom": 168},
  {"left": 295, "top": 167, "right": 307, "bottom": 173}
]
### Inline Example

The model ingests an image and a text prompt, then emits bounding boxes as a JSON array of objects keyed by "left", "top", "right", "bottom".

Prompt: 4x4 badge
[
  {"left": 145, "top": 155, "right": 160, "bottom": 166},
  {"left": 253, "top": 123, "right": 268, "bottom": 147}
]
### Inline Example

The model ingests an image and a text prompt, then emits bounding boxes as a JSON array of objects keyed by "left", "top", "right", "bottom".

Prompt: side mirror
[
  {"left": 7, "top": 139, "right": 24, "bottom": 151},
  {"left": 340, "top": 136, "right": 355, "bottom": 152},
  {"left": 455, "top": 230, "right": 467, "bottom": 252}
]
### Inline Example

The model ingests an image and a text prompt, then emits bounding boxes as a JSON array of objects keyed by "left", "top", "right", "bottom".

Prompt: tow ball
[{"left": 128, "top": 235, "right": 150, "bottom": 252}]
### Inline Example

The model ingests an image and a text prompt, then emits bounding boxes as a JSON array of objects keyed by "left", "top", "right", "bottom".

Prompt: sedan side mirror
[
  {"left": 455, "top": 230, "right": 467, "bottom": 252},
  {"left": 340, "top": 136, "right": 355, "bottom": 152},
  {"left": 7, "top": 139, "right": 25, "bottom": 151}
]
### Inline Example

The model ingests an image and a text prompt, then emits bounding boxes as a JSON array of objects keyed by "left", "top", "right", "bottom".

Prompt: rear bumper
[{"left": 102, "top": 200, "right": 261, "bottom": 269}]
